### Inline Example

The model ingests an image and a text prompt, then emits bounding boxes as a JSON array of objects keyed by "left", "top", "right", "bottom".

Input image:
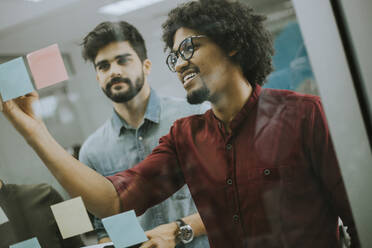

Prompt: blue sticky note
[
  {"left": 10, "top": 237, "right": 41, "bottom": 248},
  {"left": 102, "top": 210, "right": 148, "bottom": 248},
  {"left": 0, "top": 57, "right": 34, "bottom": 101}
]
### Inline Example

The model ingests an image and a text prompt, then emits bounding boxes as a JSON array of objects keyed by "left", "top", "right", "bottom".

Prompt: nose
[
  {"left": 109, "top": 62, "right": 122, "bottom": 77},
  {"left": 174, "top": 56, "right": 189, "bottom": 73}
]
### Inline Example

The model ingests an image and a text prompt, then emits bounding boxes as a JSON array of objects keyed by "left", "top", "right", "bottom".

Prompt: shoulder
[
  {"left": 261, "top": 88, "right": 322, "bottom": 110},
  {"left": 83, "top": 119, "right": 112, "bottom": 145},
  {"left": 79, "top": 119, "right": 112, "bottom": 157},
  {"left": 171, "top": 109, "right": 211, "bottom": 132}
]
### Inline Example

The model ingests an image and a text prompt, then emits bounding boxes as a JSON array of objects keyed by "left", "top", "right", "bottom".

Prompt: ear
[
  {"left": 96, "top": 74, "right": 99, "bottom": 82},
  {"left": 143, "top": 59, "right": 152, "bottom": 75},
  {"left": 228, "top": 50, "right": 238, "bottom": 57}
]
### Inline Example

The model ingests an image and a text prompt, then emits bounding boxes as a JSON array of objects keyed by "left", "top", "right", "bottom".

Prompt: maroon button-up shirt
[{"left": 108, "top": 85, "right": 359, "bottom": 248}]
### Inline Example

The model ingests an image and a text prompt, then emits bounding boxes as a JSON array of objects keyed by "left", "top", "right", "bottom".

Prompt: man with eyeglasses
[{"left": 1, "top": 0, "right": 360, "bottom": 248}]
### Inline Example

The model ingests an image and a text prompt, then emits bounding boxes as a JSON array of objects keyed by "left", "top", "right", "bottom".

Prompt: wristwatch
[{"left": 175, "top": 219, "right": 194, "bottom": 245}]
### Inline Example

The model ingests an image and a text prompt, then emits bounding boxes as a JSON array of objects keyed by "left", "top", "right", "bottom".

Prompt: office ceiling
[{"left": 0, "top": 0, "right": 296, "bottom": 54}]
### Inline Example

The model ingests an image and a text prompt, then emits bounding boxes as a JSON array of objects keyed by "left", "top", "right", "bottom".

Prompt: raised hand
[{"left": 1, "top": 91, "right": 46, "bottom": 142}]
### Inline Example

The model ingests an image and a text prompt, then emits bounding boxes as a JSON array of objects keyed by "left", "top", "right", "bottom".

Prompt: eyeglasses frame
[{"left": 166, "top": 35, "right": 207, "bottom": 72}]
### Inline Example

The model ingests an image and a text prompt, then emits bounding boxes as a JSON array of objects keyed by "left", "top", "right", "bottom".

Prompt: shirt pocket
[
  {"left": 259, "top": 165, "right": 315, "bottom": 199},
  {"left": 250, "top": 166, "right": 294, "bottom": 197}
]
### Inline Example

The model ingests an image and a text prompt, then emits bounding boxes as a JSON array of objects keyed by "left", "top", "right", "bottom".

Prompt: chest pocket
[{"left": 254, "top": 165, "right": 316, "bottom": 199}]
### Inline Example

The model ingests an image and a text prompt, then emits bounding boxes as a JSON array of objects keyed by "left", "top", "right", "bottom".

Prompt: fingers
[
  {"left": 139, "top": 236, "right": 176, "bottom": 248},
  {"left": 139, "top": 240, "right": 156, "bottom": 248}
]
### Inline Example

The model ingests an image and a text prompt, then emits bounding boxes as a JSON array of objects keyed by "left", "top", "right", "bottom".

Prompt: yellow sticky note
[{"left": 50, "top": 196, "right": 93, "bottom": 239}]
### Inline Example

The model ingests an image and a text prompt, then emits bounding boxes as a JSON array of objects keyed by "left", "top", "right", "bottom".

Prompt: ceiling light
[
  {"left": 98, "top": 0, "right": 165, "bottom": 16},
  {"left": 25, "top": 0, "right": 43, "bottom": 2}
]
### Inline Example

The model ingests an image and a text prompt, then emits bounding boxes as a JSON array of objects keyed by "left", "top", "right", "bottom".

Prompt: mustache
[
  {"left": 106, "top": 77, "right": 131, "bottom": 90},
  {"left": 179, "top": 65, "right": 200, "bottom": 75}
]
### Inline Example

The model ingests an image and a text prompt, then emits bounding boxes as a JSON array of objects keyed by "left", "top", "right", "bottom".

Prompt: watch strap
[{"left": 176, "top": 218, "right": 187, "bottom": 227}]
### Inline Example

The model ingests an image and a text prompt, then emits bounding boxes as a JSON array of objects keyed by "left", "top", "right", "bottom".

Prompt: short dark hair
[
  {"left": 162, "top": 0, "right": 274, "bottom": 87},
  {"left": 81, "top": 21, "right": 148, "bottom": 64}
]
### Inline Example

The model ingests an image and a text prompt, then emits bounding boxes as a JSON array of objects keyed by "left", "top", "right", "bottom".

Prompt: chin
[{"left": 186, "top": 88, "right": 209, "bottom": 104}]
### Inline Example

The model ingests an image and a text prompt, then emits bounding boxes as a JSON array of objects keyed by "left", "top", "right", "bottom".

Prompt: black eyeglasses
[{"left": 166, "top": 35, "right": 207, "bottom": 72}]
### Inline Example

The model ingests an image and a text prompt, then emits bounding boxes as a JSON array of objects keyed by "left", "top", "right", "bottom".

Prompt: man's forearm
[
  {"left": 141, "top": 212, "right": 207, "bottom": 248},
  {"left": 30, "top": 127, "right": 121, "bottom": 218},
  {"left": 181, "top": 212, "right": 207, "bottom": 238},
  {"left": 2, "top": 93, "right": 121, "bottom": 218}
]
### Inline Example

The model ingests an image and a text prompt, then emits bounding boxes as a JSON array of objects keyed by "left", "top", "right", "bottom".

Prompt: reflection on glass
[{"left": 0, "top": 0, "right": 362, "bottom": 247}]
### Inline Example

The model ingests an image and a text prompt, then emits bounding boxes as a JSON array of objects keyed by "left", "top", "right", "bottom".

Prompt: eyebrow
[{"left": 95, "top": 53, "right": 132, "bottom": 68}]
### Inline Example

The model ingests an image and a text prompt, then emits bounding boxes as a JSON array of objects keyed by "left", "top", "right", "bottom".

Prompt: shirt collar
[
  {"left": 210, "top": 84, "right": 262, "bottom": 132},
  {"left": 230, "top": 84, "right": 262, "bottom": 131},
  {"left": 111, "top": 88, "right": 161, "bottom": 136}
]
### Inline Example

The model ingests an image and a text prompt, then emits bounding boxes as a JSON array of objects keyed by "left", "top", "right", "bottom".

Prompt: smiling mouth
[{"left": 183, "top": 72, "right": 198, "bottom": 87}]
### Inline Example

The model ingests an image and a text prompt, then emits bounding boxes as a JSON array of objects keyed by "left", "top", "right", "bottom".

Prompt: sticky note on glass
[
  {"left": 102, "top": 210, "right": 148, "bottom": 248},
  {"left": 10, "top": 237, "right": 41, "bottom": 248},
  {"left": 26, "top": 44, "right": 68, "bottom": 89},
  {"left": 0, "top": 57, "right": 35, "bottom": 101},
  {"left": 50, "top": 196, "right": 93, "bottom": 239},
  {"left": 0, "top": 206, "right": 9, "bottom": 225}
]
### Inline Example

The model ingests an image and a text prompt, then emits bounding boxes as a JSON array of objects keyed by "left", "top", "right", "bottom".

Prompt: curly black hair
[
  {"left": 162, "top": 0, "right": 274, "bottom": 87},
  {"left": 81, "top": 21, "right": 147, "bottom": 64}
]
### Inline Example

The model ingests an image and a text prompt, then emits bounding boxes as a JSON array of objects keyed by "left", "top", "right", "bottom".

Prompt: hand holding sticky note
[
  {"left": 102, "top": 210, "right": 148, "bottom": 248},
  {"left": 50, "top": 196, "right": 93, "bottom": 239},
  {"left": 0, "top": 57, "right": 34, "bottom": 101},
  {"left": 0, "top": 43, "right": 68, "bottom": 102},
  {"left": 9, "top": 237, "right": 41, "bottom": 248}
]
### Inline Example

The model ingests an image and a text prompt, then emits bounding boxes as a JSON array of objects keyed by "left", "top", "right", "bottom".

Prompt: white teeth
[{"left": 183, "top": 72, "right": 197, "bottom": 83}]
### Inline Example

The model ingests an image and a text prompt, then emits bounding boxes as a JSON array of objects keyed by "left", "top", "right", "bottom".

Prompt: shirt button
[
  {"left": 138, "top": 136, "right": 143, "bottom": 141},
  {"left": 226, "top": 144, "right": 232, "bottom": 150},
  {"left": 227, "top": 178, "right": 233, "bottom": 185},
  {"left": 263, "top": 168, "right": 271, "bottom": 176},
  {"left": 233, "top": 214, "right": 239, "bottom": 223}
]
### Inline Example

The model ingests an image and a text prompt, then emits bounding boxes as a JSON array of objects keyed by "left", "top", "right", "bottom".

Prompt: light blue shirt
[{"left": 79, "top": 88, "right": 210, "bottom": 247}]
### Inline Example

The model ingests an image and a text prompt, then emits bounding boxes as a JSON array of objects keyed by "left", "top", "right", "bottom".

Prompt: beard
[
  {"left": 102, "top": 72, "right": 144, "bottom": 103},
  {"left": 186, "top": 79, "right": 210, "bottom": 104}
]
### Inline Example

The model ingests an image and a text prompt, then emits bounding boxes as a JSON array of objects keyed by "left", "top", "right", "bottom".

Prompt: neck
[
  {"left": 211, "top": 74, "right": 253, "bottom": 133},
  {"left": 113, "top": 82, "right": 151, "bottom": 129}
]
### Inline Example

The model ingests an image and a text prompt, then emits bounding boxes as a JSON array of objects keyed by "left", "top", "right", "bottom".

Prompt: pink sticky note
[{"left": 27, "top": 44, "right": 68, "bottom": 89}]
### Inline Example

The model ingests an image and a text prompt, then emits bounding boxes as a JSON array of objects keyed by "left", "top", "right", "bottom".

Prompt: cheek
[{"left": 97, "top": 74, "right": 108, "bottom": 87}]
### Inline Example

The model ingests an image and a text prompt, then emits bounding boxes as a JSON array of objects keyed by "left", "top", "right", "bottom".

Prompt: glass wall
[{"left": 0, "top": 0, "right": 370, "bottom": 247}]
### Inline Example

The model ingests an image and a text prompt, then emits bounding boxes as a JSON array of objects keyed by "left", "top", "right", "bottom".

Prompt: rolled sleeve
[{"left": 107, "top": 126, "right": 185, "bottom": 216}]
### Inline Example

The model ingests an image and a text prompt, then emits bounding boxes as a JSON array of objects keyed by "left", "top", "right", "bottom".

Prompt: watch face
[{"left": 180, "top": 225, "right": 194, "bottom": 243}]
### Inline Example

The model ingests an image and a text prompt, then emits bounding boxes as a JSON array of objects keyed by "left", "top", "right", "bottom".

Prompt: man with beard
[
  {"left": 1, "top": 0, "right": 360, "bottom": 248},
  {"left": 77, "top": 21, "right": 209, "bottom": 247}
]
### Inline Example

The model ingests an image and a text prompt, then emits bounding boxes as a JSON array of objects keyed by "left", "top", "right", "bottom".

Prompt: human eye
[
  {"left": 168, "top": 53, "right": 178, "bottom": 64},
  {"left": 117, "top": 56, "right": 129, "bottom": 65},
  {"left": 97, "top": 63, "right": 109, "bottom": 71},
  {"left": 181, "top": 40, "right": 193, "bottom": 53}
]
